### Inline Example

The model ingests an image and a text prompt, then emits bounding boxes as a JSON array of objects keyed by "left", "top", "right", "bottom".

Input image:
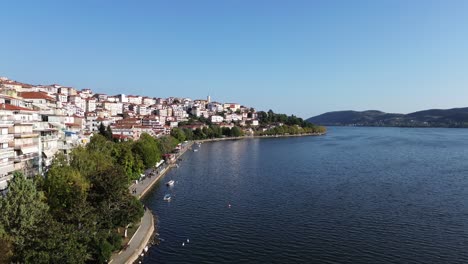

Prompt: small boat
[
  {"left": 166, "top": 180, "right": 175, "bottom": 186},
  {"left": 163, "top": 194, "right": 171, "bottom": 201},
  {"left": 193, "top": 149, "right": 198, "bottom": 152}
]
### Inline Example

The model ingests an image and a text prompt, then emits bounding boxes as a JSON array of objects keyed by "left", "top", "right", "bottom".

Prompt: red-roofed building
[{"left": 20, "top": 92, "right": 56, "bottom": 108}]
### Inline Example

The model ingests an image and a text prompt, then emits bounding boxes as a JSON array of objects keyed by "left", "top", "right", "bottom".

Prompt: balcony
[
  {"left": 0, "top": 163, "right": 15, "bottom": 176},
  {"left": 0, "top": 149, "right": 14, "bottom": 160},
  {"left": 0, "top": 120, "right": 14, "bottom": 127},
  {"left": 14, "top": 133, "right": 39, "bottom": 138},
  {"left": 57, "top": 142, "right": 74, "bottom": 150},
  {"left": 13, "top": 152, "right": 39, "bottom": 163},
  {"left": 0, "top": 134, "right": 14, "bottom": 143},
  {"left": 41, "top": 135, "right": 60, "bottom": 142},
  {"left": 12, "top": 143, "right": 39, "bottom": 152}
]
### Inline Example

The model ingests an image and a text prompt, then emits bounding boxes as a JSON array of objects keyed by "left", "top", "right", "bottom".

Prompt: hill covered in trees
[{"left": 307, "top": 108, "right": 468, "bottom": 128}]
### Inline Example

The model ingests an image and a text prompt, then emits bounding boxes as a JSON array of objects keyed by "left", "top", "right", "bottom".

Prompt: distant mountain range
[{"left": 307, "top": 108, "right": 468, "bottom": 128}]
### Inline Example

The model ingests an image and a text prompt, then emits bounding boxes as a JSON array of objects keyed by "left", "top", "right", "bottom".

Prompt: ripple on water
[{"left": 143, "top": 128, "right": 468, "bottom": 264}]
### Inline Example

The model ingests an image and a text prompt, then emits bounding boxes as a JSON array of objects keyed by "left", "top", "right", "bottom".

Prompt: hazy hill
[{"left": 307, "top": 108, "right": 468, "bottom": 127}]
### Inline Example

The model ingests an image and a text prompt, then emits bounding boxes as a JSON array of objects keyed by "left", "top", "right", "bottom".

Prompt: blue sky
[{"left": 1, "top": 0, "right": 468, "bottom": 118}]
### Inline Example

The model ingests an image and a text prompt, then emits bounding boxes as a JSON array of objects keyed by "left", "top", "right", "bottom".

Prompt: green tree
[
  {"left": 42, "top": 158, "right": 90, "bottom": 225},
  {"left": 106, "top": 125, "right": 113, "bottom": 141},
  {"left": 170, "top": 128, "right": 186, "bottom": 142},
  {"left": 98, "top": 122, "right": 106, "bottom": 138},
  {"left": 210, "top": 125, "right": 222, "bottom": 138},
  {"left": 132, "top": 133, "right": 161, "bottom": 168},
  {"left": 0, "top": 172, "right": 48, "bottom": 261},
  {"left": 87, "top": 166, "right": 143, "bottom": 230},
  {"left": 193, "top": 128, "right": 206, "bottom": 140},
  {"left": 202, "top": 126, "right": 214, "bottom": 138},
  {"left": 114, "top": 142, "right": 144, "bottom": 181},
  {"left": 159, "top": 136, "right": 178, "bottom": 154},
  {"left": 0, "top": 226, "right": 14, "bottom": 264},
  {"left": 231, "top": 126, "right": 243, "bottom": 137},
  {"left": 182, "top": 128, "right": 194, "bottom": 140},
  {"left": 222, "top": 127, "right": 232, "bottom": 137},
  {"left": 21, "top": 216, "right": 89, "bottom": 264}
]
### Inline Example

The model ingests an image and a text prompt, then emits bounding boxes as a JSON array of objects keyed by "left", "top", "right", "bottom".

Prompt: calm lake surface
[{"left": 143, "top": 127, "right": 468, "bottom": 264}]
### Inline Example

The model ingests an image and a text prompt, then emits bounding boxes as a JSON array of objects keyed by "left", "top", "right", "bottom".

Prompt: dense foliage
[
  {"left": 179, "top": 110, "right": 326, "bottom": 138},
  {"left": 0, "top": 132, "right": 180, "bottom": 264}
]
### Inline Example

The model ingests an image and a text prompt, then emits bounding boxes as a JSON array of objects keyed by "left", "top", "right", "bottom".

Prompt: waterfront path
[
  {"left": 109, "top": 141, "right": 193, "bottom": 264},
  {"left": 109, "top": 210, "right": 154, "bottom": 264}
]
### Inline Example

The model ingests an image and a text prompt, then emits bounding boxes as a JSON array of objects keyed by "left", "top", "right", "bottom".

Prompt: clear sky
[{"left": 1, "top": 0, "right": 468, "bottom": 118}]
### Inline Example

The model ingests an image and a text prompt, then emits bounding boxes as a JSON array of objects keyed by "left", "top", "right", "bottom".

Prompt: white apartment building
[
  {"left": 86, "top": 98, "right": 97, "bottom": 113},
  {"left": 223, "top": 103, "right": 241, "bottom": 112},
  {"left": 0, "top": 107, "right": 15, "bottom": 190},
  {"left": 142, "top": 97, "right": 155, "bottom": 106},
  {"left": 4, "top": 104, "right": 41, "bottom": 178},
  {"left": 127, "top": 95, "right": 142, "bottom": 105},
  {"left": 34, "top": 122, "right": 60, "bottom": 170},
  {"left": 137, "top": 105, "right": 148, "bottom": 116},
  {"left": 103, "top": 101, "right": 123, "bottom": 116},
  {"left": 211, "top": 115, "right": 224, "bottom": 123}
]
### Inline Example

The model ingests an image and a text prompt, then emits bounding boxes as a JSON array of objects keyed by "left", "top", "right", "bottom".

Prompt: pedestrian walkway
[
  {"left": 109, "top": 141, "right": 193, "bottom": 263},
  {"left": 109, "top": 210, "right": 154, "bottom": 264},
  {"left": 130, "top": 164, "right": 172, "bottom": 199}
]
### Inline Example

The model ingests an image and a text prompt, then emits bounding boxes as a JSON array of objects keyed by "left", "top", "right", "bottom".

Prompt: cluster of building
[{"left": 0, "top": 76, "right": 260, "bottom": 190}]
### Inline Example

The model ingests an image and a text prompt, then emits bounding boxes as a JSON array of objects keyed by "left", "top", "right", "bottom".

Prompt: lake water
[{"left": 142, "top": 127, "right": 468, "bottom": 264}]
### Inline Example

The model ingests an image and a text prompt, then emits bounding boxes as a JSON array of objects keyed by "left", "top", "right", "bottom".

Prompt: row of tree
[
  {"left": 171, "top": 125, "right": 244, "bottom": 142},
  {"left": 0, "top": 132, "right": 180, "bottom": 263},
  {"left": 257, "top": 110, "right": 316, "bottom": 128},
  {"left": 256, "top": 124, "right": 326, "bottom": 136}
]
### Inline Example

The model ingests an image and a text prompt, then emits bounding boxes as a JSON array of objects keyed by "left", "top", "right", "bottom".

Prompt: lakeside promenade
[{"left": 110, "top": 141, "right": 193, "bottom": 264}]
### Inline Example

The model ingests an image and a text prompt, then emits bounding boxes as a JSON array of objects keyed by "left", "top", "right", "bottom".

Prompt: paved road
[{"left": 109, "top": 210, "right": 154, "bottom": 264}]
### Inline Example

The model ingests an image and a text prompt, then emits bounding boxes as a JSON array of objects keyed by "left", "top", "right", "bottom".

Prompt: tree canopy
[{"left": 0, "top": 130, "right": 169, "bottom": 263}]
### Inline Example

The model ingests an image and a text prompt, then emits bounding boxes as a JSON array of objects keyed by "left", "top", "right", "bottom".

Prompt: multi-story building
[
  {"left": 137, "top": 105, "right": 148, "bottom": 116},
  {"left": 223, "top": 103, "right": 241, "bottom": 112},
  {"left": 158, "top": 108, "right": 169, "bottom": 117},
  {"left": 116, "top": 94, "right": 128, "bottom": 103},
  {"left": 80, "top": 88, "right": 93, "bottom": 98},
  {"left": 211, "top": 115, "right": 224, "bottom": 123},
  {"left": 56, "top": 93, "right": 68, "bottom": 104},
  {"left": 0, "top": 106, "right": 15, "bottom": 191},
  {"left": 4, "top": 104, "right": 41, "bottom": 178},
  {"left": 86, "top": 98, "right": 97, "bottom": 113},
  {"left": 94, "top": 93, "right": 108, "bottom": 102},
  {"left": 34, "top": 122, "right": 60, "bottom": 171},
  {"left": 127, "top": 95, "right": 142, "bottom": 105},
  {"left": 20, "top": 91, "right": 57, "bottom": 109},
  {"left": 142, "top": 97, "right": 155, "bottom": 106},
  {"left": 225, "top": 113, "right": 242, "bottom": 122},
  {"left": 103, "top": 101, "right": 123, "bottom": 116},
  {"left": 207, "top": 102, "right": 224, "bottom": 112}
]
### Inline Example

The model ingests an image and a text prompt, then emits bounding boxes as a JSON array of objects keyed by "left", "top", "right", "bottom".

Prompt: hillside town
[{"left": 0, "top": 76, "right": 263, "bottom": 191}]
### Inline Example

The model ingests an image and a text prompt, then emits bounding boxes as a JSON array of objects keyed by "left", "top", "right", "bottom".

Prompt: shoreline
[
  {"left": 109, "top": 141, "right": 194, "bottom": 264},
  {"left": 196, "top": 132, "right": 326, "bottom": 143}
]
